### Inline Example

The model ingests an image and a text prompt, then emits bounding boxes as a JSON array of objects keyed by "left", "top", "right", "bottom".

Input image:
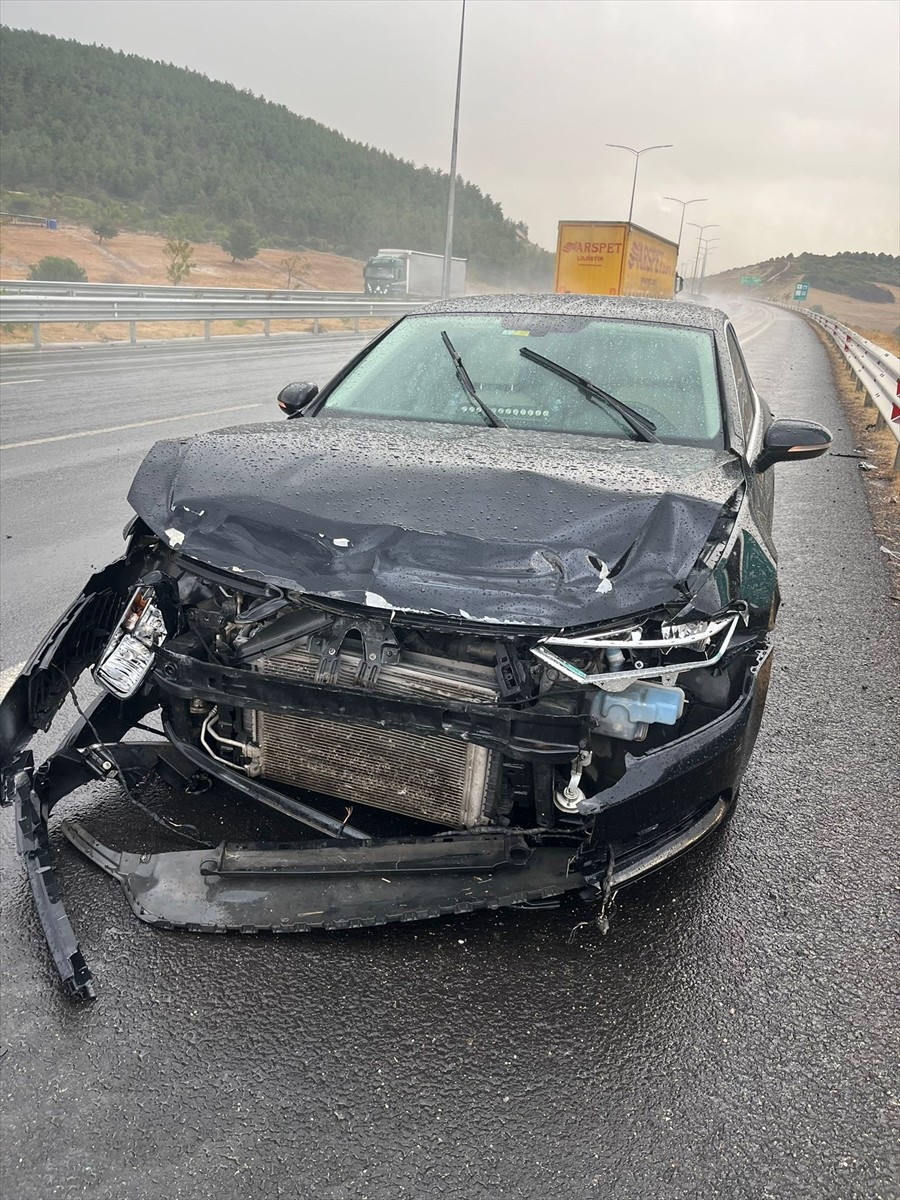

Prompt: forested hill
[
  {"left": 0, "top": 27, "right": 552, "bottom": 287},
  {"left": 714, "top": 251, "right": 899, "bottom": 304}
]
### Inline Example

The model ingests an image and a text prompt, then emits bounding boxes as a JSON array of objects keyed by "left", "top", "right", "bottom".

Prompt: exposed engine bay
[
  {"left": 0, "top": 525, "right": 772, "bottom": 1000},
  {"left": 100, "top": 537, "right": 758, "bottom": 833}
]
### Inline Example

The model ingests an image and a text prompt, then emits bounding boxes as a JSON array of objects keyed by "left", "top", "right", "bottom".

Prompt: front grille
[{"left": 249, "top": 642, "right": 500, "bottom": 828}]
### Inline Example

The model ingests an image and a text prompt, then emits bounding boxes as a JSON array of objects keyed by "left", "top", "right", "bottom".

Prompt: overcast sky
[{"left": 4, "top": 0, "right": 899, "bottom": 269}]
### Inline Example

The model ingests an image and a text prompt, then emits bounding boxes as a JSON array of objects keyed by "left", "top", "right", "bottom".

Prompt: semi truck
[
  {"left": 363, "top": 249, "right": 467, "bottom": 298},
  {"left": 554, "top": 221, "right": 682, "bottom": 299}
]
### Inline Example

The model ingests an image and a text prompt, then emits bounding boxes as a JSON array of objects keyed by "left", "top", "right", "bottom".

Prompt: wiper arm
[
  {"left": 518, "top": 346, "right": 659, "bottom": 443},
  {"left": 441, "top": 331, "right": 507, "bottom": 429}
]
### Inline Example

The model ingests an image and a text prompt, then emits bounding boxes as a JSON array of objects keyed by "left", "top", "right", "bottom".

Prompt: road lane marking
[
  {"left": 0, "top": 378, "right": 45, "bottom": 386},
  {"left": 0, "top": 402, "right": 265, "bottom": 450},
  {"left": 737, "top": 309, "right": 777, "bottom": 346},
  {"left": 0, "top": 333, "right": 371, "bottom": 376},
  {"left": 0, "top": 662, "right": 25, "bottom": 701}
]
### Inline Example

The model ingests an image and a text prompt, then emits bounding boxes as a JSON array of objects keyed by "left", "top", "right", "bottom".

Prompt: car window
[
  {"left": 726, "top": 326, "right": 756, "bottom": 437},
  {"left": 319, "top": 313, "right": 724, "bottom": 446}
]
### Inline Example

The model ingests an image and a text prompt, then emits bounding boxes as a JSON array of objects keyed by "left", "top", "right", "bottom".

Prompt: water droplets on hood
[{"left": 127, "top": 414, "right": 742, "bottom": 626}]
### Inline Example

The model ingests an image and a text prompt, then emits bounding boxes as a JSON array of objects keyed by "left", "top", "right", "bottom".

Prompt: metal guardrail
[
  {"left": 0, "top": 279, "right": 365, "bottom": 301},
  {"left": 772, "top": 302, "right": 900, "bottom": 471},
  {"left": 0, "top": 295, "right": 420, "bottom": 349},
  {"left": 805, "top": 310, "right": 900, "bottom": 471}
]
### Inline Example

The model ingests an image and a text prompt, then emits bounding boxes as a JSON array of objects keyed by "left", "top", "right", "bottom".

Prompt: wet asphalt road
[{"left": 1, "top": 310, "right": 898, "bottom": 1200}]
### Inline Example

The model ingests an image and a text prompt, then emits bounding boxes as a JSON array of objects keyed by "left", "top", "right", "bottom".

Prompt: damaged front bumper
[
  {"left": 62, "top": 823, "right": 586, "bottom": 934},
  {"left": 1, "top": 561, "right": 771, "bottom": 998}
]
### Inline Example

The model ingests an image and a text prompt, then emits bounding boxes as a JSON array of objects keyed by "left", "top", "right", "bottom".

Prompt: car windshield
[{"left": 318, "top": 313, "right": 724, "bottom": 446}]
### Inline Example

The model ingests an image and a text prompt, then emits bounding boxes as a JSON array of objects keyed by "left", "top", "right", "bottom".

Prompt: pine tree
[{"left": 222, "top": 220, "right": 260, "bottom": 264}]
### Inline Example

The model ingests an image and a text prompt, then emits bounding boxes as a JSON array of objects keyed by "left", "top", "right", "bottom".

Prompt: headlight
[{"left": 95, "top": 588, "right": 167, "bottom": 699}]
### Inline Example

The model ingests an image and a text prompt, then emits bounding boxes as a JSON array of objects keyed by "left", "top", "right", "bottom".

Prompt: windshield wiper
[
  {"left": 518, "top": 346, "right": 659, "bottom": 443},
  {"left": 441, "top": 331, "right": 507, "bottom": 429}
]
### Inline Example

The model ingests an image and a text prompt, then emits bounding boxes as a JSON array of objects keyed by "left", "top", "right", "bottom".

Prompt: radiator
[{"left": 250, "top": 643, "right": 499, "bottom": 828}]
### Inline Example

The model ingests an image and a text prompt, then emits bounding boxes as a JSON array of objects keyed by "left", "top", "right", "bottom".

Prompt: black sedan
[{"left": 0, "top": 295, "right": 832, "bottom": 997}]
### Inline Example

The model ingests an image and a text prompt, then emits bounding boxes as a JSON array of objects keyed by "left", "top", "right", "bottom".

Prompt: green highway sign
[
  {"left": 794, "top": 282, "right": 810, "bottom": 300},
  {"left": 741, "top": 275, "right": 763, "bottom": 287}
]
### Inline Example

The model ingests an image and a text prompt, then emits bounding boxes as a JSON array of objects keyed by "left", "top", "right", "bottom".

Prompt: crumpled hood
[{"left": 128, "top": 417, "right": 744, "bottom": 627}]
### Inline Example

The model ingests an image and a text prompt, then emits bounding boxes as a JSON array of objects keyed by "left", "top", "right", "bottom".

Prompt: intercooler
[{"left": 249, "top": 643, "right": 501, "bottom": 828}]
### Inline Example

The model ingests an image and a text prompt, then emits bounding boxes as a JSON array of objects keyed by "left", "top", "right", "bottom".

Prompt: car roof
[{"left": 415, "top": 293, "right": 726, "bottom": 331}]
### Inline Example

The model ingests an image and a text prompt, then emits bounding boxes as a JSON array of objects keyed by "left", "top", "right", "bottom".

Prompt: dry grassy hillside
[
  {"left": 0, "top": 222, "right": 365, "bottom": 290},
  {"left": 0, "top": 222, "right": 377, "bottom": 345}
]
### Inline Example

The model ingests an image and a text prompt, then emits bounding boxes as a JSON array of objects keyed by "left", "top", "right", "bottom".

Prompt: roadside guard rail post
[
  {"left": 0, "top": 295, "right": 421, "bottom": 351},
  {"left": 768, "top": 301, "right": 900, "bottom": 472}
]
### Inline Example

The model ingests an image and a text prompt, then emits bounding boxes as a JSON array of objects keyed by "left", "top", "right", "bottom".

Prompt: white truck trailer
[{"left": 363, "top": 249, "right": 467, "bottom": 298}]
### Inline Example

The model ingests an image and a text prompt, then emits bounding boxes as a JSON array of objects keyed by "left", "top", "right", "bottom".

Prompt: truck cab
[
  {"left": 364, "top": 254, "right": 405, "bottom": 296},
  {"left": 363, "top": 249, "right": 467, "bottom": 299}
]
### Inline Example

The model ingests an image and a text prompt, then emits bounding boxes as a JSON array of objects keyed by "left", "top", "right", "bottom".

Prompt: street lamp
[
  {"left": 690, "top": 237, "right": 719, "bottom": 297},
  {"left": 663, "top": 196, "right": 707, "bottom": 256},
  {"left": 441, "top": 0, "right": 466, "bottom": 300},
  {"left": 607, "top": 143, "right": 673, "bottom": 226},
  {"left": 687, "top": 222, "right": 718, "bottom": 295},
  {"left": 698, "top": 239, "right": 720, "bottom": 293}
]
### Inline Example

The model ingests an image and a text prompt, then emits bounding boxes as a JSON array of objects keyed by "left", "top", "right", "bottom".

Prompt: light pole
[
  {"left": 663, "top": 195, "right": 707, "bottom": 260},
  {"left": 698, "top": 239, "right": 720, "bottom": 294},
  {"left": 687, "top": 222, "right": 718, "bottom": 295},
  {"left": 691, "top": 238, "right": 719, "bottom": 296},
  {"left": 607, "top": 143, "right": 673, "bottom": 226},
  {"left": 441, "top": 0, "right": 466, "bottom": 300}
]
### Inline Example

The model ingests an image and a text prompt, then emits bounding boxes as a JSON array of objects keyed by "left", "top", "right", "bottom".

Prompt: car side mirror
[
  {"left": 277, "top": 382, "right": 319, "bottom": 417},
  {"left": 755, "top": 418, "right": 832, "bottom": 472}
]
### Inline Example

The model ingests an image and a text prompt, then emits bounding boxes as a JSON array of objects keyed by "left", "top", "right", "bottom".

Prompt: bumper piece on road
[
  {"left": 12, "top": 758, "right": 95, "bottom": 999},
  {"left": 63, "top": 824, "right": 586, "bottom": 933}
]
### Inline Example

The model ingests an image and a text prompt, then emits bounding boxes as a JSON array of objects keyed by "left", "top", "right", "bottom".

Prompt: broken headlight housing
[
  {"left": 95, "top": 587, "right": 167, "bottom": 699},
  {"left": 530, "top": 612, "right": 742, "bottom": 691}
]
